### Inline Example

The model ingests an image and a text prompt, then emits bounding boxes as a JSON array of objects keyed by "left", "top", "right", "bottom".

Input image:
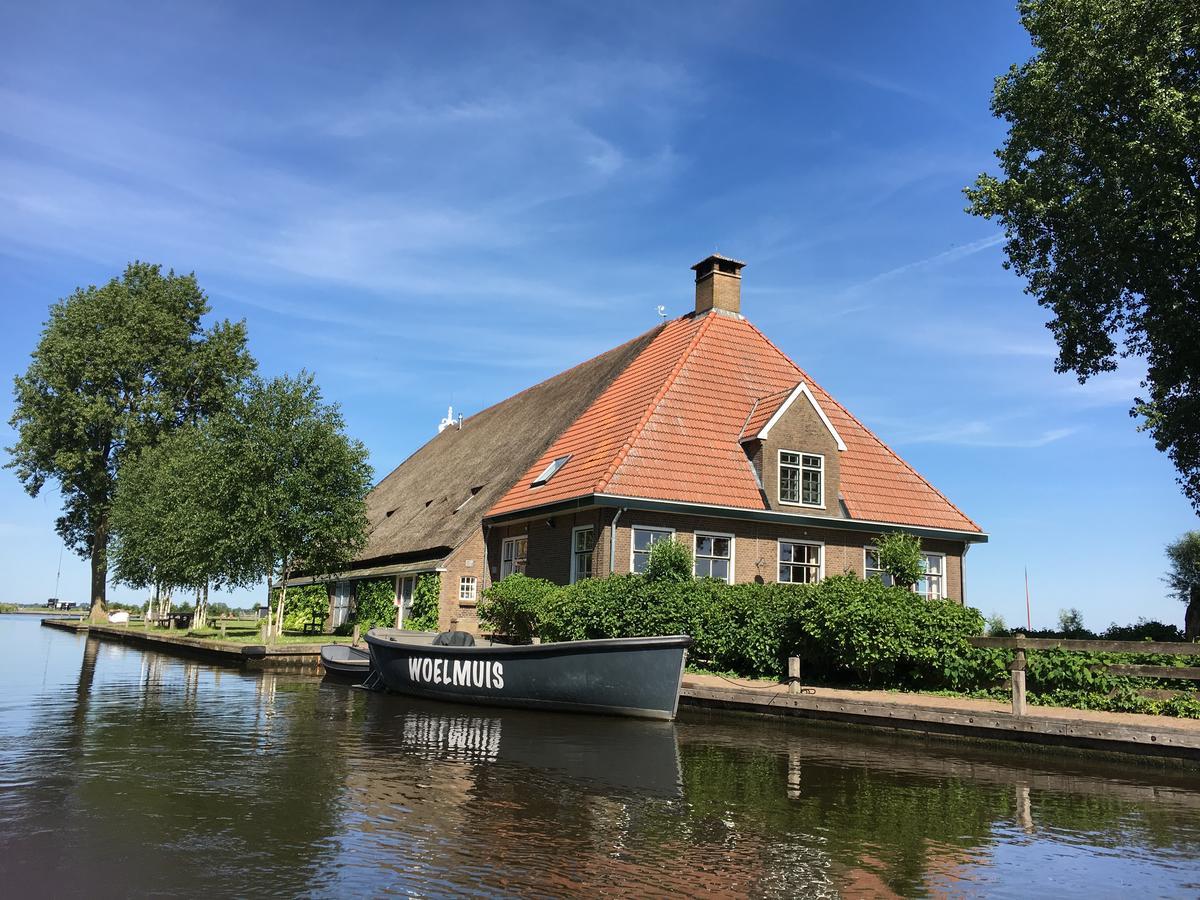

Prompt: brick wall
[{"left": 480, "top": 508, "right": 969, "bottom": 610}]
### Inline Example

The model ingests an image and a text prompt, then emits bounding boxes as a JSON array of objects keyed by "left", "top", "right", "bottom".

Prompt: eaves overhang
[{"left": 484, "top": 492, "right": 988, "bottom": 544}]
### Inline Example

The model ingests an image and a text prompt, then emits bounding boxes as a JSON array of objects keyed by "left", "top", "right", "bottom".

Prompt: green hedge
[
  {"left": 270, "top": 584, "right": 329, "bottom": 631},
  {"left": 406, "top": 573, "right": 441, "bottom": 632},
  {"left": 482, "top": 573, "right": 983, "bottom": 688}
]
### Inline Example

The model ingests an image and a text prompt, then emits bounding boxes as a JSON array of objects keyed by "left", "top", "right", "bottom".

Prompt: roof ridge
[
  {"left": 740, "top": 317, "right": 980, "bottom": 532},
  {"left": 594, "top": 313, "right": 714, "bottom": 493}
]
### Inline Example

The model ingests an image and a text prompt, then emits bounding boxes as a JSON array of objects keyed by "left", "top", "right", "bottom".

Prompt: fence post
[
  {"left": 352, "top": 624, "right": 361, "bottom": 646},
  {"left": 788, "top": 656, "right": 801, "bottom": 695},
  {"left": 1011, "top": 636, "right": 1027, "bottom": 717}
]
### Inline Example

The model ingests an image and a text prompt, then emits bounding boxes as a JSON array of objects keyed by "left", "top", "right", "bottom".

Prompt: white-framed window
[
  {"left": 631, "top": 526, "right": 675, "bottom": 574},
  {"left": 459, "top": 576, "right": 477, "bottom": 603},
  {"left": 916, "top": 553, "right": 946, "bottom": 600},
  {"left": 532, "top": 454, "right": 571, "bottom": 487},
  {"left": 395, "top": 575, "right": 417, "bottom": 625},
  {"left": 864, "top": 548, "right": 947, "bottom": 599},
  {"left": 779, "top": 450, "right": 824, "bottom": 507},
  {"left": 571, "top": 526, "right": 595, "bottom": 583},
  {"left": 500, "top": 536, "right": 528, "bottom": 579},
  {"left": 778, "top": 540, "right": 823, "bottom": 584},
  {"left": 694, "top": 532, "right": 734, "bottom": 582},
  {"left": 332, "top": 581, "right": 352, "bottom": 627}
]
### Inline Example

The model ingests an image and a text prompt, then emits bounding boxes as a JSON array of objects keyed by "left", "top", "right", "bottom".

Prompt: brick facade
[{"left": 481, "top": 507, "right": 967, "bottom": 606}]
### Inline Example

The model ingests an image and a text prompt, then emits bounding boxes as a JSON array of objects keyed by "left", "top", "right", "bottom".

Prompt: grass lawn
[{"left": 131, "top": 622, "right": 359, "bottom": 645}]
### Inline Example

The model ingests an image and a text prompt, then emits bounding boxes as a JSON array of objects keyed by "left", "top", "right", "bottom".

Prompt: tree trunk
[
  {"left": 1186, "top": 585, "right": 1200, "bottom": 642},
  {"left": 274, "top": 567, "right": 291, "bottom": 638},
  {"left": 88, "top": 516, "right": 108, "bottom": 622}
]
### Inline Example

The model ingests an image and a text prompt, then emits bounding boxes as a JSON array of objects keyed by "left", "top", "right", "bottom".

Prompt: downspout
[
  {"left": 609, "top": 507, "right": 626, "bottom": 575},
  {"left": 960, "top": 543, "right": 970, "bottom": 605}
]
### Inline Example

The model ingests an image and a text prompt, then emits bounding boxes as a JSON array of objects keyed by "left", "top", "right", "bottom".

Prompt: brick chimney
[{"left": 692, "top": 254, "right": 745, "bottom": 316}]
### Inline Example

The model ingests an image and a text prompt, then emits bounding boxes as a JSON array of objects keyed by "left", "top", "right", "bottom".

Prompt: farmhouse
[{"left": 303, "top": 255, "right": 986, "bottom": 631}]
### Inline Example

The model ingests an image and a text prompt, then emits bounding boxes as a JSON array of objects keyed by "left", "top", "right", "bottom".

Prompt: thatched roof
[{"left": 354, "top": 325, "right": 663, "bottom": 567}]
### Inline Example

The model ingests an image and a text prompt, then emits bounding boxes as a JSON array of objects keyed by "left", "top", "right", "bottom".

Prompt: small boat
[
  {"left": 364, "top": 629, "right": 692, "bottom": 720},
  {"left": 319, "top": 643, "right": 373, "bottom": 681}
]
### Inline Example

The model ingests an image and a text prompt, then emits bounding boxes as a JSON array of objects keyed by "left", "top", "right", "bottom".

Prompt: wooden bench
[{"left": 300, "top": 612, "right": 326, "bottom": 635}]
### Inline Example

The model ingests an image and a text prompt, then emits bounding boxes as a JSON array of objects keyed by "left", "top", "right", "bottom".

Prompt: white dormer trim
[{"left": 756, "top": 383, "right": 847, "bottom": 451}]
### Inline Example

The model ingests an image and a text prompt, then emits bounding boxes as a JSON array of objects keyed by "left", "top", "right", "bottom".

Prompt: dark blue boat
[{"left": 363, "top": 630, "right": 691, "bottom": 720}]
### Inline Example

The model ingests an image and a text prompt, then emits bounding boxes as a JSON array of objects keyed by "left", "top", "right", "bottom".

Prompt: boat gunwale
[{"left": 364, "top": 630, "right": 692, "bottom": 656}]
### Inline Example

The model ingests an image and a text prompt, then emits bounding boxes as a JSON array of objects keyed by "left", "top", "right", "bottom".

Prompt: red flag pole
[{"left": 1024, "top": 567, "right": 1032, "bottom": 631}]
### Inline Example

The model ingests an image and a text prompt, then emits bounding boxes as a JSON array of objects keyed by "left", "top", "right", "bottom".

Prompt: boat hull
[
  {"left": 319, "top": 644, "right": 372, "bottom": 681},
  {"left": 364, "top": 630, "right": 691, "bottom": 720}
]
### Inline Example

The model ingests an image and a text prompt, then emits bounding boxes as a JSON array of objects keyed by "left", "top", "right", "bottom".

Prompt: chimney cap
[{"left": 691, "top": 253, "right": 746, "bottom": 279}]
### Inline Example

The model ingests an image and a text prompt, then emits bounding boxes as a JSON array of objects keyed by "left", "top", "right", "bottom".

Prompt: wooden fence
[{"left": 968, "top": 635, "right": 1200, "bottom": 716}]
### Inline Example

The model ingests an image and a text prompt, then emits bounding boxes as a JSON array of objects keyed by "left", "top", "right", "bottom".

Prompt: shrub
[
  {"left": 479, "top": 574, "right": 558, "bottom": 643},
  {"left": 406, "top": 573, "right": 441, "bottom": 632},
  {"left": 644, "top": 538, "right": 693, "bottom": 583},
  {"left": 873, "top": 531, "right": 924, "bottom": 588},
  {"left": 353, "top": 577, "right": 396, "bottom": 631},
  {"left": 278, "top": 584, "right": 330, "bottom": 630},
  {"left": 1103, "top": 618, "right": 1184, "bottom": 642}
]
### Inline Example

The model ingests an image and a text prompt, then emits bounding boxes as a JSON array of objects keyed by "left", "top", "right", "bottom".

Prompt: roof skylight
[{"left": 532, "top": 454, "right": 571, "bottom": 487}]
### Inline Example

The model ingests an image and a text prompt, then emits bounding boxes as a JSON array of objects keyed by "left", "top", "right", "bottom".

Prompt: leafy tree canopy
[
  {"left": 874, "top": 531, "right": 924, "bottom": 589},
  {"left": 966, "top": 0, "right": 1200, "bottom": 510},
  {"left": 1166, "top": 530, "right": 1200, "bottom": 602},
  {"left": 6, "top": 262, "right": 254, "bottom": 617},
  {"left": 644, "top": 538, "right": 693, "bottom": 583}
]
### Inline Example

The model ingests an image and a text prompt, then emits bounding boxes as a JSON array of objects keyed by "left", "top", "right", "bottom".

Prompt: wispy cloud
[
  {"left": 841, "top": 233, "right": 1005, "bottom": 298},
  {"left": 890, "top": 421, "right": 1078, "bottom": 449}
]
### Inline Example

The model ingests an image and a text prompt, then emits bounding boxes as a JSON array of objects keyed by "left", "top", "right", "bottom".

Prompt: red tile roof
[{"left": 489, "top": 311, "right": 981, "bottom": 534}]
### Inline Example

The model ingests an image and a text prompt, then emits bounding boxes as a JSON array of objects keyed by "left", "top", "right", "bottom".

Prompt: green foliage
[
  {"left": 0, "top": 603, "right": 16, "bottom": 614},
  {"left": 270, "top": 584, "right": 328, "bottom": 631},
  {"left": 5, "top": 262, "right": 254, "bottom": 614},
  {"left": 1056, "top": 607, "right": 1088, "bottom": 637},
  {"left": 873, "top": 532, "right": 924, "bottom": 589},
  {"left": 965, "top": 0, "right": 1200, "bottom": 511},
  {"left": 353, "top": 578, "right": 397, "bottom": 631},
  {"left": 406, "top": 573, "right": 441, "bottom": 632},
  {"left": 1103, "top": 618, "right": 1183, "bottom": 642},
  {"left": 985, "top": 613, "right": 1007, "bottom": 636},
  {"left": 644, "top": 538, "right": 694, "bottom": 583},
  {"left": 479, "top": 573, "right": 558, "bottom": 643},
  {"left": 1165, "top": 531, "right": 1200, "bottom": 602}
]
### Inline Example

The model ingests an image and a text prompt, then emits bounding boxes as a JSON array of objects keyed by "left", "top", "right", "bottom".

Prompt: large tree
[
  {"left": 1165, "top": 531, "right": 1200, "bottom": 639},
  {"left": 6, "top": 263, "right": 255, "bottom": 620},
  {"left": 206, "top": 373, "right": 373, "bottom": 637},
  {"left": 966, "top": 0, "right": 1200, "bottom": 509}
]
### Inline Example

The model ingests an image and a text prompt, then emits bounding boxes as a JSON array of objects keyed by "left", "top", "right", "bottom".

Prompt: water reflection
[{"left": 2, "top": 614, "right": 1200, "bottom": 898}]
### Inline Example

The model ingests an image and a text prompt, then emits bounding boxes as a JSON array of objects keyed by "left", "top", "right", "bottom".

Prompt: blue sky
[{"left": 1, "top": 1, "right": 1194, "bottom": 629}]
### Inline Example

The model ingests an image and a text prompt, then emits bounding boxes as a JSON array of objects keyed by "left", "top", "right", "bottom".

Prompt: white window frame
[
  {"left": 458, "top": 576, "right": 477, "bottom": 603},
  {"left": 777, "top": 539, "right": 824, "bottom": 584},
  {"left": 693, "top": 531, "right": 735, "bottom": 583},
  {"left": 630, "top": 525, "right": 675, "bottom": 574},
  {"left": 500, "top": 536, "right": 528, "bottom": 579},
  {"left": 863, "top": 547, "right": 948, "bottom": 599},
  {"left": 331, "top": 580, "right": 352, "bottom": 627},
  {"left": 778, "top": 449, "right": 825, "bottom": 509},
  {"left": 570, "top": 525, "right": 596, "bottom": 584}
]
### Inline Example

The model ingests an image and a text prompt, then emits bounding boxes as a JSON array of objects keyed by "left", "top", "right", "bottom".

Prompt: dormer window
[
  {"left": 779, "top": 451, "right": 823, "bottom": 507},
  {"left": 532, "top": 454, "right": 571, "bottom": 487}
]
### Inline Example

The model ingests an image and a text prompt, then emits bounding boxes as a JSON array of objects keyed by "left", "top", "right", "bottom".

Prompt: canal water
[{"left": 3, "top": 615, "right": 1199, "bottom": 898}]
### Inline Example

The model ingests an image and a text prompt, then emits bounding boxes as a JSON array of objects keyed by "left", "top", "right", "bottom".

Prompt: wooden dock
[
  {"left": 679, "top": 673, "right": 1200, "bottom": 763},
  {"left": 40, "top": 618, "right": 324, "bottom": 672}
]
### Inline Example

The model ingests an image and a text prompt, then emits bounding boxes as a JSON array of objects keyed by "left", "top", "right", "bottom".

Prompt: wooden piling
[
  {"left": 1011, "top": 637, "right": 1027, "bottom": 717},
  {"left": 788, "top": 656, "right": 801, "bottom": 695}
]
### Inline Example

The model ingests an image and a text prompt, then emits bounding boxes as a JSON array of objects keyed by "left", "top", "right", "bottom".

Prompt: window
[
  {"left": 571, "top": 526, "right": 595, "bottom": 583},
  {"left": 396, "top": 575, "right": 417, "bottom": 626},
  {"left": 916, "top": 553, "right": 945, "bottom": 600},
  {"left": 500, "top": 536, "right": 528, "bottom": 579},
  {"left": 694, "top": 532, "right": 733, "bottom": 582},
  {"left": 332, "top": 581, "right": 352, "bottom": 627},
  {"left": 631, "top": 526, "right": 674, "bottom": 574},
  {"left": 778, "top": 541, "right": 822, "bottom": 583},
  {"left": 865, "top": 548, "right": 947, "bottom": 599},
  {"left": 459, "top": 576, "right": 477, "bottom": 603},
  {"left": 532, "top": 454, "right": 571, "bottom": 487},
  {"left": 779, "top": 451, "right": 823, "bottom": 507}
]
